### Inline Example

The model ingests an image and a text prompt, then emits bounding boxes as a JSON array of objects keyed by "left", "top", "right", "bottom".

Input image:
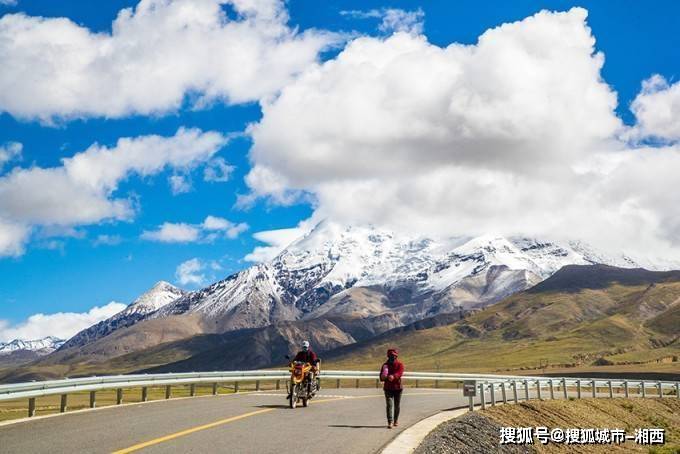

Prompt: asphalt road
[{"left": 0, "top": 388, "right": 470, "bottom": 454}]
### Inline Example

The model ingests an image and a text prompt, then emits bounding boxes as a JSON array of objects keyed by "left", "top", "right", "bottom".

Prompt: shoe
[
  {"left": 387, "top": 422, "right": 393, "bottom": 429},
  {"left": 393, "top": 421, "right": 399, "bottom": 427}
]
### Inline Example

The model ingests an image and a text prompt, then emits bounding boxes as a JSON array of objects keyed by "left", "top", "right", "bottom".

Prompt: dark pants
[{"left": 384, "top": 389, "right": 402, "bottom": 423}]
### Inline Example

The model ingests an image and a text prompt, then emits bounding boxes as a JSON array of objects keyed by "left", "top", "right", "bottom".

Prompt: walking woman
[{"left": 379, "top": 348, "right": 404, "bottom": 429}]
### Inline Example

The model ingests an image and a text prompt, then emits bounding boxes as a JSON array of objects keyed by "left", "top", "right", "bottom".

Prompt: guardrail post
[
  {"left": 165, "top": 385, "right": 172, "bottom": 399},
  {"left": 234, "top": 381, "right": 240, "bottom": 393},
  {"left": 116, "top": 388, "right": 123, "bottom": 405},
  {"left": 562, "top": 378, "right": 567, "bottom": 399},
  {"left": 375, "top": 379, "right": 380, "bottom": 389},
  {"left": 608, "top": 381, "right": 613, "bottom": 398},
  {"left": 479, "top": 383, "right": 486, "bottom": 410},
  {"left": 523, "top": 380, "right": 529, "bottom": 401},
  {"left": 536, "top": 380, "right": 542, "bottom": 400},
  {"left": 336, "top": 379, "right": 340, "bottom": 389},
  {"left": 28, "top": 398, "right": 36, "bottom": 417},
  {"left": 591, "top": 380, "right": 596, "bottom": 398},
  {"left": 89, "top": 391, "right": 96, "bottom": 408},
  {"left": 190, "top": 384, "right": 196, "bottom": 397},
  {"left": 624, "top": 380, "right": 629, "bottom": 398},
  {"left": 142, "top": 387, "right": 148, "bottom": 402},
  {"left": 60, "top": 394, "right": 68, "bottom": 413},
  {"left": 276, "top": 380, "right": 280, "bottom": 390},
  {"left": 212, "top": 383, "right": 218, "bottom": 395},
  {"left": 415, "top": 379, "right": 419, "bottom": 388},
  {"left": 255, "top": 380, "right": 260, "bottom": 391},
  {"left": 512, "top": 381, "right": 518, "bottom": 403},
  {"left": 676, "top": 382, "right": 679, "bottom": 399},
  {"left": 576, "top": 380, "right": 581, "bottom": 399},
  {"left": 658, "top": 382, "right": 663, "bottom": 398},
  {"left": 490, "top": 383, "right": 496, "bottom": 406},
  {"left": 641, "top": 381, "right": 646, "bottom": 398},
  {"left": 501, "top": 382, "right": 507, "bottom": 404},
  {"left": 435, "top": 380, "right": 440, "bottom": 389},
  {"left": 549, "top": 379, "right": 554, "bottom": 400},
  {"left": 355, "top": 379, "right": 360, "bottom": 389}
]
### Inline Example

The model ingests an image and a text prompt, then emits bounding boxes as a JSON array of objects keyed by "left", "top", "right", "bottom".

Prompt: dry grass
[{"left": 482, "top": 398, "right": 680, "bottom": 453}]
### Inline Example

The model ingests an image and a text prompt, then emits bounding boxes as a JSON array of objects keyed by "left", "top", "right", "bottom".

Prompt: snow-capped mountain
[
  {"left": 59, "top": 281, "right": 186, "bottom": 350},
  {"left": 0, "top": 336, "right": 65, "bottom": 355},
  {"left": 57, "top": 221, "right": 671, "bottom": 355},
  {"left": 149, "top": 222, "right": 652, "bottom": 332}
]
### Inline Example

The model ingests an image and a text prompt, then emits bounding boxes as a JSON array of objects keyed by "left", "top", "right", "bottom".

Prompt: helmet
[{"left": 302, "top": 340, "right": 310, "bottom": 350}]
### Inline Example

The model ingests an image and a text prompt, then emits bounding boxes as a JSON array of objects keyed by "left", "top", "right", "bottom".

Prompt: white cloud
[
  {"left": 168, "top": 174, "right": 192, "bottom": 195},
  {"left": 0, "top": 0, "right": 339, "bottom": 122},
  {"left": 0, "top": 219, "right": 29, "bottom": 257},
  {"left": 243, "top": 7, "right": 680, "bottom": 260},
  {"left": 93, "top": 234, "right": 122, "bottom": 246},
  {"left": 141, "top": 222, "right": 200, "bottom": 243},
  {"left": 0, "top": 141, "right": 22, "bottom": 170},
  {"left": 244, "top": 221, "right": 313, "bottom": 262},
  {"left": 0, "top": 127, "right": 226, "bottom": 256},
  {"left": 175, "top": 258, "right": 219, "bottom": 286},
  {"left": 0, "top": 0, "right": 17, "bottom": 6},
  {"left": 0, "top": 302, "right": 126, "bottom": 342},
  {"left": 203, "top": 157, "right": 235, "bottom": 182},
  {"left": 142, "top": 215, "right": 248, "bottom": 243},
  {"left": 630, "top": 75, "right": 680, "bottom": 142},
  {"left": 341, "top": 8, "right": 424, "bottom": 34}
]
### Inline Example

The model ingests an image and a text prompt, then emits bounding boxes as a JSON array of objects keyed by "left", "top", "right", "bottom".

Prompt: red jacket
[
  {"left": 294, "top": 349, "right": 319, "bottom": 365},
  {"left": 380, "top": 360, "right": 404, "bottom": 391}
]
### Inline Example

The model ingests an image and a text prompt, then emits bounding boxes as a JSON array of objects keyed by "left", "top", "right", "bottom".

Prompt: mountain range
[
  {"left": 0, "top": 336, "right": 65, "bottom": 368},
  {"left": 1, "top": 222, "right": 677, "bottom": 382}
]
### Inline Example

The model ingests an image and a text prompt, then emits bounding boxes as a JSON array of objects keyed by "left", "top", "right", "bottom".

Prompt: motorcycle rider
[{"left": 288, "top": 340, "right": 321, "bottom": 398}]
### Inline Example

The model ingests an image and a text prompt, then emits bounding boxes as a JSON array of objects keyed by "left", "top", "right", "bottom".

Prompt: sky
[{"left": 0, "top": 0, "right": 679, "bottom": 342}]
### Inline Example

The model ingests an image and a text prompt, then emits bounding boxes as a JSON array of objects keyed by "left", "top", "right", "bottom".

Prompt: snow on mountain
[
  {"left": 152, "top": 222, "right": 655, "bottom": 330},
  {"left": 59, "top": 281, "right": 186, "bottom": 350},
  {"left": 58, "top": 221, "right": 676, "bottom": 353},
  {"left": 0, "top": 336, "right": 65, "bottom": 355}
]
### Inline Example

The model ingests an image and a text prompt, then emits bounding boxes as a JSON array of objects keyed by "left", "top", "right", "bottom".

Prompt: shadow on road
[
  {"left": 328, "top": 425, "right": 387, "bottom": 429},
  {"left": 255, "top": 404, "right": 289, "bottom": 409}
]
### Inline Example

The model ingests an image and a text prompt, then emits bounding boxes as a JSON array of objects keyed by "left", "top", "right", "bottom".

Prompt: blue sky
[{"left": 0, "top": 0, "right": 679, "bottom": 340}]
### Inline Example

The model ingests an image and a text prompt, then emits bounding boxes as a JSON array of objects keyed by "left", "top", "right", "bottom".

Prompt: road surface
[{"left": 0, "top": 388, "right": 470, "bottom": 454}]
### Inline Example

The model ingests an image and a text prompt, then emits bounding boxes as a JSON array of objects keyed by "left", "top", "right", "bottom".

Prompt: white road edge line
[{"left": 381, "top": 404, "right": 491, "bottom": 454}]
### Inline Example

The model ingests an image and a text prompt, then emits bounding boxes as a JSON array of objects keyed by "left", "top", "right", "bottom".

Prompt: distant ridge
[{"left": 528, "top": 264, "right": 680, "bottom": 293}]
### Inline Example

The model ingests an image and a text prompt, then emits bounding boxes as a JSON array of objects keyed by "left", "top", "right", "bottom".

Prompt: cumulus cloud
[
  {"left": 0, "top": 0, "right": 17, "bottom": 6},
  {"left": 0, "top": 141, "right": 22, "bottom": 170},
  {"left": 0, "top": 128, "right": 226, "bottom": 256},
  {"left": 0, "top": 302, "right": 126, "bottom": 342},
  {"left": 0, "top": 0, "right": 339, "bottom": 122},
  {"left": 203, "top": 157, "right": 235, "bottom": 182},
  {"left": 175, "top": 257, "right": 221, "bottom": 286},
  {"left": 243, "top": 7, "right": 680, "bottom": 260},
  {"left": 630, "top": 75, "right": 680, "bottom": 142},
  {"left": 142, "top": 215, "right": 248, "bottom": 243},
  {"left": 341, "top": 8, "right": 424, "bottom": 34},
  {"left": 168, "top": 174, "right": 192, "bottom": 195}
]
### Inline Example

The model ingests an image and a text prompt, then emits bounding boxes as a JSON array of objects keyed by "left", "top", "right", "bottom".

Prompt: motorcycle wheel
[{"left": 289, "top": 385, "right": 297, "bottom": 409}]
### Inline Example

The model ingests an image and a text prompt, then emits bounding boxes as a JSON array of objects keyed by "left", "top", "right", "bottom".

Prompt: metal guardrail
[{"left": 0, "top": 370, "right": 678, "bottom": 418}]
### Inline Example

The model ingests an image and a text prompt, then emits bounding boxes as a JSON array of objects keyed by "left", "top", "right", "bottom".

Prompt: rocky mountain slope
[
  {"left": 326, "top": 265, "right": 680, "bottom": 374},
  {"left": 10, "top": 223, "right": 673, "bottom": 381},
  {"left": 59, "top": 281, "right": 186, "bottom": 351}
]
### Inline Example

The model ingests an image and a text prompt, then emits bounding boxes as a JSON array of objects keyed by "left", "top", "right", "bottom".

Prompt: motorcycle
[{"left": 286, "top": 358, "right": 316, "bottom": 408}]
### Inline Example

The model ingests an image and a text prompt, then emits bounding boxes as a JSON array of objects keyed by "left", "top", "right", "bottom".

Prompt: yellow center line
[{"left": 112, "top": 391, "right": 455, "bottom": 453}]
